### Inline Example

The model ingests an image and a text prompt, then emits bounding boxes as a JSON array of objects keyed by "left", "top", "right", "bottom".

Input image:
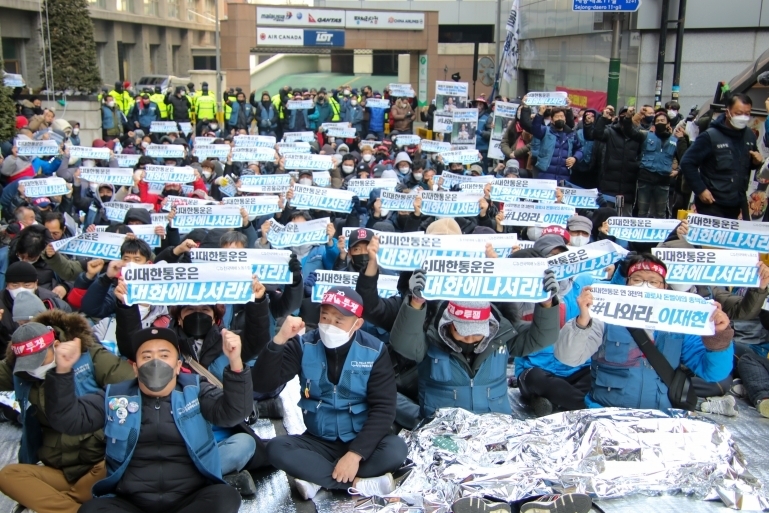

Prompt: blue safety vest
[
  {"left": 298, "top": 330, "right": 383, "bottom": 442},
  {"left": 14, "top": 351, "right": 101, "bottom": 465},
  {"left": 640, "top": 132, "right": 678, "bottom": 174},
  {"left": 418, "top": 341, "right": 510, "bottom": 417},
  {"left": 92, "top": 374, "right": 223, "bottom": 497}
]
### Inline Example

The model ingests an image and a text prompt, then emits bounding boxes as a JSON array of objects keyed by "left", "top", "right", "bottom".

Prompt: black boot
[
  {"left": 223, "top": 470, "right": 257, "bottom": 497},
  {"left": 256, "top": 397, "right": 285, "bottom": 419}
]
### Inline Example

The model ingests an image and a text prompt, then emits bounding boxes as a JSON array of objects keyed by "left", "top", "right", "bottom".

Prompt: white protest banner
[
  {"left": 287, "top": 100, "right": 314, "bottom": 110},
  {"left": 151, "top": 213, "right": 169, "bottom": 226},
  {"left": 284, "top": 154, "right": 333, "bottom": 170},
  {"left": 492, "top": 178, "right": 557, "bottom": 202},
  {"left": 148, "top": 182, "right": 194, "bottom": 196},
  {"left": 150, "top": 121, "right": 179, "bottom": 133},
  {"left": 161, "top": 195, "right": 214, "bottom": 212},
  {"left": 171, "top": 205, "right": 242, "bottom": 230},
  {"left": 194, "top": 144, "right": 230, "bottom": 160},
  {"left": 69, "top": 146, "right": 111, "bottom": 160},
  {"left": 420, "top": 191, "right": 482, "bottom": 217},
  {"left": 178, "top": 122, "right": 192, "bottom": 135},
  {"left": 686, "top": 214, "right": 769, "bottom": 252},
  {"left": 290, "top": 184, "right": 353, "bottom": 213},
  {"left": 608, "top": 217, "right": 680, "bottom": 243},
  {"left": 277, "top": 142, "right": 312, "bottom": 155},
  {"left": 238, "top": 174, "right": 292, "bottom": 193},
  {"left": 388, "top": 83, "right": 415, "bottom": 97},
  {"left": 547, "top": 240, "right": 628, "bottom": 281},
  {"left": 57, "top": 232, "right": 126, "bottom": 260},
  {"left": 232, "top": 147, "right": 276, "bottom": 163},
  {"left": 188, "top": 248, "right": 291, "bottom": 284},
  {"left": 451, "top": 109, "right": 479, "bottom": 149},
  {"left": 380, "top": 191, "right": 416, "bottom": 212},
  {"left": 653, "top": 248, "right": 760, "bottom": 287},
  {"left": 365, "top": 99, "right": 390, "bottom": 110},
  {"left": 325, "top": 127, "right": 357, "bottom": 139},
  {"left": 377, "top": 234, "right": 486, "bottom": 271},
  {"left": 433, "top": 113, "right": 453, "bottom": 134},
  {"left": 422, "top": 257, "right": 550, "bottom": 302},
  {"left": 347, "top": 178, "right": 399, "bottom": 199},
  {"left": 359, "top": 141, "right": 381, "bottom": 150},
  {"left": 17, "top": 140, "right": 60, "bottom": 157},
  {"left": 419, "top": 140, "right": 452, "bottom": 153},
  {"left": 560, "top": 187, "right": 600, "bottom": 209},
  {"left": 588, "top": 284, "right": 716, "bottom": 336},
  {"left": 222, "top": 195, "right": 281, "bottom": 219},
  {"left": 266, "top": 217, "right": 330, "bottom": 249},
  {"left": 341, "top": 228, "right": 424, "bottom": 249},
  {"left": 394, "top": 134, "right": 421, "bottom": 147},
  {"left": 321, "top": 122, "right": 349, "bottom": 130},
  {"left": 283, "top": 132, "right": 315, "bottom": 143},
  {"left": 439, "top": 171, "right": 494, "bottom": 189},
  {"left": 501, "top": 201, "right": 576, "bottom": 226},
  {"left": 523, "top": 91, "right": 569, "bottom": 107},
  {"left": 145, "top": 144, "right": 185, "bottom": 159},
  {"left": 144, "top": 165, "right": 196, "bottom": 184},
  {"left": 459, "top": 182, "right": 487, "bottom": 193},
  {"left": 104, "top": 201, "right": 154, "bottom": 223},
  {"left": 313, "top": 171, "right": 331, "bottom": 187},
  {"left": 20, "top": 177, "right": 69, "bottom": 198},
  {"left": 435, "top": 81, "right": 468, "bottom": 114},
  {"left": 312, "top": 271, "right": 399, "bottom": 302},
  {"left": 234, "top": 135, "right": 276, "bottom": 148},
  {"left": 488, "top": 101, "right": 519, "bottom": 160},
  {"left": 115, "top": 154, "right": 141, "bottom": 168},
  {"left": 453, "top": 233, "right": 520, "bottom": 258},
  {"left": 123, "top": 263, "right": 253, "bottom": 306},
  {"left": 438, "top": 150, "right": 481, "bottom": 165},
  {"left": 128, "top": 223, "right": 161, "bottom": 248},
  {"left": 194, "top": 137, "right": 216, "bottom": 146},
  {"left": 79, "top": 167, "right": 134, "bottom": 187}
]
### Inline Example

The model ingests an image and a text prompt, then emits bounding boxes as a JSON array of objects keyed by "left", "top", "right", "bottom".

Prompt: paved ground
[{"left": 261, "top": 73, "right": 397, "bottom": 96}]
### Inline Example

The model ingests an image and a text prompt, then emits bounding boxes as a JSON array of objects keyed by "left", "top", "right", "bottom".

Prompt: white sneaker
[
  {"left": 348, "top": 473, "right": 395, "bottom": 497},
  {"left": 701, "top": 395, "right": 738, "bottom": 417},
  {"left": 294, "top": 478, "right": 321, "bottom": 500}
]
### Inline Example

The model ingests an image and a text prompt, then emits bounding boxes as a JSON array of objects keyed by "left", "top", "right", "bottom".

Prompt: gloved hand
[
  {"left": 303, "top": 272, "right": 317, "bottom": 298},
  {"left": 409, "top": 270, "right": 426, "bottom": 299},
  {"left": 596, "top": 195, "right": 608, "bottom": 208},
  {"left": 289, "top": 253, "right": 302, "bottom": 284},
  {"left": 543, "top": 269, "right": 558, "bottom": 296},
  {"left": 351, "top": 195, "right": 362, "bottom": 214}
]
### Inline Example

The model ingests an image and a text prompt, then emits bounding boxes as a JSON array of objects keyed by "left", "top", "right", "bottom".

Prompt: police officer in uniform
[
  {"left": 45, "top": 327, "right": 253, "bottom": 513},
  {"left": 150, "top": 86, "right": 169, "bottom": 120}
]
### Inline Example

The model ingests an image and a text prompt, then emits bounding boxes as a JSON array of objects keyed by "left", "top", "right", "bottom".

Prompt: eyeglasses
[{"left": 627, "top": 276, "right": 665, "bottom": 288}]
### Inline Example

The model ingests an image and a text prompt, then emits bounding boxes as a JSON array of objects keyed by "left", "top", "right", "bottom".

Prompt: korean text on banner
[
  {"left": 420, "top": 140, "right": 452, "bottom": 153},
  {"left": 194, "top": 137, "right": 216, "bottom": 146},
  {"left": 266, "top": 217, "right": 330, "bottom": 249},
  {"left": 55, "top": 232, "right": 126, "bottom": 260},
  {"left": 69, "top": 146, "right": 111, "bottom": 160},
  {"left": 366, "top": 99, "right": 391, "bottom": 110},
  {"left": 451, "top": 233, "right": 520, "bottom": 258},
  {"left": 380, "top": 191, "right": 416, "bottom": 212},
  {"left": 341, "top": 228, "right": 424, "bottom": 250},
  {"left": 561, "top": 187, "right": 600, "bottom": 209},
  {"left": 686, "top": 214, "right": 769, "bottom": 252},
  {"left": 194, "top": 144, "right": 230, "bottom": 160},
  {"left": 488, "top": 102, "right": 520, "bottom": 160},
  {"left": 150, "top": 183, "right": 194, "bottom": 196},
  {"left": 115, "top": 154, "right": 141, "bottom": 168},
  {"left": 588, "top": 284, "right": 717, "bottom": 336},
  {"left": 347, "top": 179, "right": 399, "bottom": 198},
  {"left": 394, "top": 134, "right": 421, "bottom": 147},
  {"left": 325, "top": 127, "right": 357, "bottom": 138},
  {"left": 420, "top": 191, "right": 482, "bottom": 218},
  {"left": 238, "top": 174, "right": 291, "bottom": 193},
  {"left": 284, "top": 154, "right": 333, "bottom": 170},
  {"left": 547, "top": 240, "right": 628, "bottom": 281},
  {"left": 313, "top": 171, "right": 331, "bottom": 188},
  {"left": 161, "top": 195, "right": 215, "bottom": 212},
  {"left": 439, "top": 171, "right": 494, "bottom": 189},
  {"left": 232, "top": 147, "right": 276, "bottom": 163},
  {"left": 144, "top": 165, "right": 196, "bottom": 184},
  {"left": 104, "top": 201, "right": 154, "bottom": 223},
  {"left": 16, "top": 140, "right": 59, "bottom": 157},
  {"left": 146, "top": 144, "right": 185, "bottom": 159},
  {"left": 492, "top": 178, "right": 557, "bottom": 202},
  {"left": 79, "top": 167, "right": 134, "bottom": 187},
  {"left": 388, "top": 83, "right": 416, "bottom": 97},
  {"left": 128, "top": 224, "right": 161, "bottom": 248},
  {"left": 608, "top": 217, "right": 680, "bottom": 243},
  {"left": 438, "top": 150, "right": 481, "bottom": 165},
  {"left": 171, "top": 205, "right": 242, "bottom": 230},
  {"left": 19, "top": 177, "right": 69, "bottom": 198},
  {"left": 523, "top": 91, "right": 569, "bottom": 107},
  {"left": 433, "top": 113, "right": 453, "bottom": 134},
  {"left": 188, "top": 248, "right": 292, "bottom": 285},
  {"left": 123, "top": 263, "right": 254, "bottom": 306},
  {"left": 283, "top": 132, "right": 316, "bottom": 143},
  {"left": 150, "top": 121, "right": 179, "bottom": 133},
  {"left": 422, "top": 257, "right": 550, "bottom": 303},
  {"left": 377, "top": 234, "right": 486, "bottom": 271},
  {"left": 312, "top": 271, "right": 399, "bottom": 302},
  {"left": 287, "top": 100, "right": 314, "bottom": 110},
  {"left": 234, "top": 135, "right": 276, "bottom": 148},
  {"left": 653, "top": 248, "right": 760, "bottom": 287},
  {"left": 435, "top": 81, "right": 468, "bottom": 114},
  {"left": 501, "top": 202, "right": 576, "bottom": 227},
  {"left": 290, "top": 185, "right": 354, "bottom": 213},
  {"left": 451, "top": 109, "right": 479, "bottom": 149},
  {"left": 223, "top": 195, "right": 281, "bottom": 219}
]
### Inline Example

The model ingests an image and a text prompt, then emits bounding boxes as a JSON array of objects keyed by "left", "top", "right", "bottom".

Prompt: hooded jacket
[{"left": 593, "top": 115, "right": 645, "bottom": 200}]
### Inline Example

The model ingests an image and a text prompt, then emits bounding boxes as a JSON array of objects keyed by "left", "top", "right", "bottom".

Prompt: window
[
  {"left": 96, "top": 42, "right": 106, "bottom": 79},
  {"left": 204, "top": 0, "right": 215, "bottom": 17},
  {"left": 187, "top": 0, "right": 196, "bottom": 21},
  {"left": 87, "top": 0, "right": 107, "bottom": 8},
  {"left": 193, "top": 55, "right": 216, "bottom": 70},
  {"left": 144, "top": 0, "right": 159, "bottom": 16},
  {"left": 168, "top": 0, "right": 180, "bottom": 19},
  {"left": 172, "top": 45, "right": 181, "bottom": 75},
  {"left": 149, "top": 44, "right": 160, "bottom": 74},
  {"left": 2, "top": 39, "right": 21, "bottom": 74},
  {"left": 116, "top": 0, "right": 134, "bottom": 12},
  {"left": 438, "top": 25, "right": 494, "bottom": 44}
]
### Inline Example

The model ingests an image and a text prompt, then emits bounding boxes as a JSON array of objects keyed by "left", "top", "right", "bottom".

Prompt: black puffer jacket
[{"left": 593, "top": 115, "right": 645, "bottom": 201}]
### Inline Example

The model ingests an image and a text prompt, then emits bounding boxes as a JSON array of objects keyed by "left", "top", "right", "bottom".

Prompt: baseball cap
[
  {"left": 567, "top": 215, "right": 593, "bottom": 235},
  {"left": 348, "top": 228, "right": 374, "bottom": 250},
  {"left": 33, "top": 197, "right": 52, "bottom": 208},
  {"left": 12, "top": 291, "right": 47, "bottom": 322},
  {"left": 12, "top": 322, "right": 56, "bottom": 375},
  {"left": 446, "top": 301, "right": 492, "bottom": 337},
  {"left": 321, "top": 286, "right": 364, "bottom": 318},
  {"left": 541, "top": 225, "right": 571, "bottom": 244},
  {"left": 534, "top": 234, "right": 570, "bottom": 257},
  {"left": 130, "top": 327, "right": 179, "bottom": 362}
]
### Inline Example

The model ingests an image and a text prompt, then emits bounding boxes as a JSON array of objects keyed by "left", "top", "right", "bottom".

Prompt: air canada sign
[{"left": 257, "top": 28, "right": 304, "bottom": 46}]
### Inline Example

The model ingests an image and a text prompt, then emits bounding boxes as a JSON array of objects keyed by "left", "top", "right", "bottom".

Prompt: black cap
[
  {"left": 348, "top": 228, "right": 374, "bottom": 249},
  {"left": 321, "top": 286, "right": 364, "bottom": 317},
  {"left": 131, "top": 327, "right": 179, "bottom": 361}
]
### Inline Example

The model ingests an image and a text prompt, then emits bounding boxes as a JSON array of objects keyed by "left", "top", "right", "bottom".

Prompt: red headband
[
  {"left": 322, "top": 291, "right": 362, "bottom": 317},
  {"left": 627, "top": 261, "right": 667, "bottom": 279},
  {"left": 541, "top": 225, "right": 571, "bottom": 243},
  {"left": 12, "top": 329, "right": 55, "bottom": 357},
  {"left": 447, "top": 303, "right": 491, "bottom": 321}
]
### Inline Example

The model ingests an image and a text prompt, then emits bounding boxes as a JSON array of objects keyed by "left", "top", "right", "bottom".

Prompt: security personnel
[
  {"left": 388, "top": 270, "right": 560, "bottom": 417},
  {"left": 196, "top": 81, "right": 217, "bottom": 123},
  {"left": 108, "top": 81, "right": 134, "bottom": 117},
  {"left": 223, "top": 88, "right": 237, "bottom": 131},
  {"left": 187, "top": 82, "right": 198, "bottom": 123},
  {"left": 253, "top": 287, "right": 408, "bottom": 501},
  {"left": 328, "top": 89, "right": 342, "bottom": 122},
  {"left": 45, "top": 327, "right": 252, "bottom": 513},
  {"left": 150, "top": 86, "right": 169, "bottom": 120}
]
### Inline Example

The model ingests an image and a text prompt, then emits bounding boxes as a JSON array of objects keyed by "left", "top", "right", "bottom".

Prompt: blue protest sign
[
  {"left": 266, "top": 217, "right": 330, "bottom": 249},
  {"left": 290, "top": 184, "right": 353, "bottom": 213},
  {"left": 608, "top": 217, "right": 679, "bottom": 243},
  {"left": 420, "top": 191, "right": 482, "bottom": 217},
  {"left": 653, "top": 248, "right": 760, "bottom": 287},
  {"left": 380, "top": 191, "right": 416, "bottom": 212},
  {"left": 171, "top": 205, "right": 242, "bottom": 229},
  {"left": 492, "top": 178, "right": 557, "bottom": 203},
  {"left": 685, "top": 214, "right": 769, "bottom": 252},
  {"left": 547, "top": 240, "right": 628, "bottom": 281},
  {"left": 377, "top": 234, "right": 486, "bottom": 271}
]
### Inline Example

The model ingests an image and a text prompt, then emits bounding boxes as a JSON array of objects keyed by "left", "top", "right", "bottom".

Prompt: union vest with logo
[
  {"left": 640, "top": 132, "right": 678, "bottom": 174},
  {"left": 298, "top": 330, "right": 383, "bottom": 442}
]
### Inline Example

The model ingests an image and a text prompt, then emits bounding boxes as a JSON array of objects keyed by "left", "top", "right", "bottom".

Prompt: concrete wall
[
  {"left": 41, "top": 100, "right": 102, "bottom": 147},
  {"left": 250, "top": 54, "right": 320, "bottom": 93}
]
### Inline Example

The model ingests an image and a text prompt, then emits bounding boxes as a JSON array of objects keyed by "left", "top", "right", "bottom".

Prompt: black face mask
[
  {"left": 351, "top": 254, "right": 369, "bottom": 272},
  {"left": 138, "top": 358, "right": 176, "bottom": 392},
  {"left": 643, "top": 115, "right": 654, "bottom": 125},
  {"left": 100, "top": 195, "right": 112, "bottom": 203},
  {"left": 655, "top": 123, "right": 669, "bottom": 136},
  {"left": 554, "top": 119, "right": 566, "bottom": 130},
  {"left": 182, "top": 311, "right": 213, "bottom": 339}
]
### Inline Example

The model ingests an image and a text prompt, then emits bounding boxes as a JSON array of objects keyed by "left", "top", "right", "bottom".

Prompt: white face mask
[
  {"left": 398, "top": 166, "right": 410, "bottom": 174},
  {"left": 730, "top": 114, "right": 750, "bottom": 130},
  {"left": 180, "top": 91, "right": 186, "bottom": 96},
  {"left": 669, "top": 283, "right": 692, "bottom": 292},
  {"left": 72, "top": 128, "right": 79, "bottom": 136},
  {"left": 28, "top": 358, "right": 56, "bottom": 380},
  {"left": 300, "top": 178, "right": 313, "bottom": 186},
  {"left": 667, "top": 110, "right": 678, "bottom": 119},
  {"left": 8, "top": 287, "right": 36, "bottom": 300},
  {"left": 210, "top": 124, "right": 218, "bottom": 130},
  {"left": 83, "top": 159, "right": 96, "bottom": 168},
  {"left": 202, "top": 170, "right": 212, "bottom": 180},
  {"left": 342, "top": 165, "right": 354, "bottom": 174},
  {"left": 351, "top": 100, "right": 358, "bottom": 106},
  {"left": 570, "top": 235, "right": 589, "bottom": 247},
  {"left": 413, "top": 173, "right": 423, "bottom": 181},
  {"left": 318, "top": 322, "right": 356, "bottom": 349},
  {"left": 527, "top": 227, "right": 543, "bottom": 241},
  {"left": 362, "top": 154, "right": 373, "bottom": 162},
  {"left": 544, "top": 119, "right": 551, "bottom": 126},
  {"left": 106, "top": 101, "right": 115, "bottom": 108},
  {"left": 141, "top": 141, "right": 150, "bottom": 149}
]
